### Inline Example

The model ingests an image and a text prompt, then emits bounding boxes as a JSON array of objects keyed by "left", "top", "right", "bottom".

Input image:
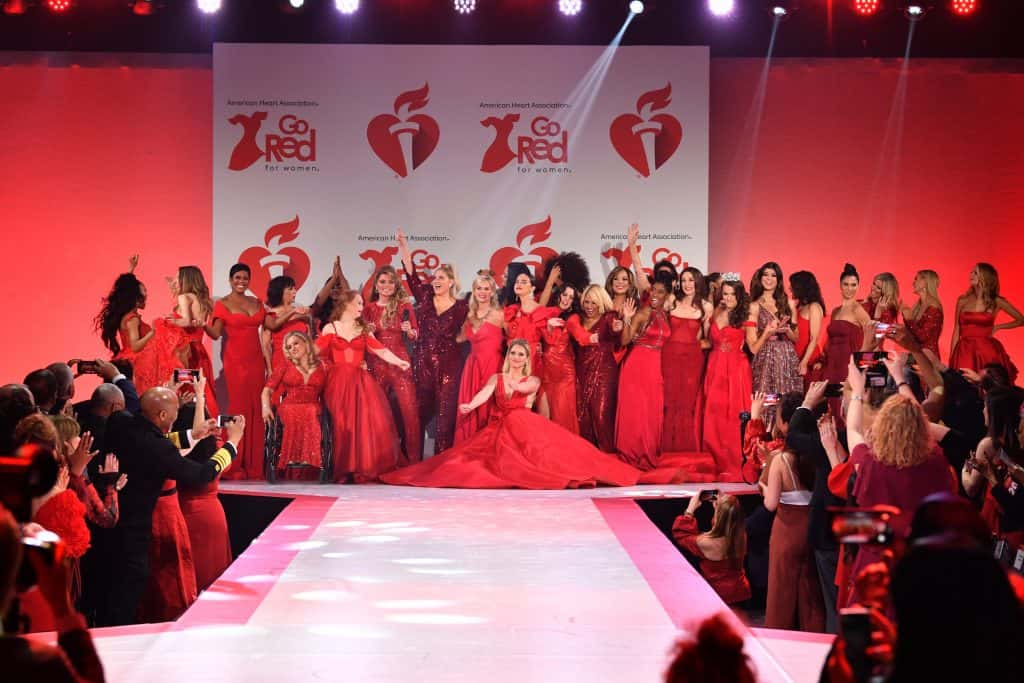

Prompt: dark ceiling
[{"left": 0, "top": 0, "right": 1020, "bottom": 59}]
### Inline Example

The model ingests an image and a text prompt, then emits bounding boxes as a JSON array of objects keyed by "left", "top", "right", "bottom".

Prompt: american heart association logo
[
  {"left": 237, "top": 215, "right": 312, "bottom": 299},
  {"left": 489, "top": 216, "right": 560, "bottom": 283},
  {"left": 367, "top": 83, "right": 441, "bottom": 178},
  {"left": 609, "top": 83, "right": 683, "bottom": 178}
]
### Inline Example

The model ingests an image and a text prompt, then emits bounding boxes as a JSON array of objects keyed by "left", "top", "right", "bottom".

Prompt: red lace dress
[
  {"left": 265, "top": 310, "right": 309, "bottom": 401},
  {"left": 662, "top": 316, "right": 704, "bottom": 452},
  {"left": 265, "top": 362, "right": 327, "bottom": 470},
  {"left": 541, "top": 316, "right": 582, "bottom": 434},
  {"left": 213, "top": 300, "right": 266, "bottom": 480},
  {"left": 316, "top": 331, "right": 401, "bottom": 482},
  {"left": 701, "top": 320, "right": 755, "bottom": 481},
  {"left": 363, "top": 301, "right": 422, "bottom": 463},
  {"left": 905, "top": 305, "right": 943, "bottom": 356},
  {"left": 381, "top": 375, "right": 640, "bottom": 489},
  {"left": 950, "top": 311, "right": 1018, "bottom": 382},
  {"left": 615, "top": 310, "right": 670, "bottom": 470},
  {"left": 576, "top": 313, "right": 621, "bottom": 453},
  {"left": 455, "top": 319, "right": 505, "bottom": 444},
  {"left": 115, "top": 310, "right": 161, "bottom": 393},
  {"left": 671, "top": 514, "right": 751, "bottom": 605}
]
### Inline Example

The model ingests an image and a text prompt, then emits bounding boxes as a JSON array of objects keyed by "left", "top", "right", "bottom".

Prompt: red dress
[
  {"left": 381, "top": 375, "right": 640, "bottom": 489},
  {"left": 455, "top": 319, "right": 505, "bottom": 444},
  {"left": 265, "top": 362, "right": 327, "bottom": 470},
  {"left": 316, "top": 331, "right": 401, "bottom": 482},
  {"left": 823, "top": 319, "right": 864, "bottom": 425},
  {"left": 146, "top": 312, "right": 220, "bottom": 414},
  {"left": 213, "top": 300, "right": 266, "bottom": 480},
  {"left": 864, "top": 299, "right": 898, "bottom": 324},
  {"left": 616, "top": 310, "right": 670, "bottom": 470},
  {"left": 701, "top": 321, "right": 755, "bottom": 481},
  {"left": 138, "top": 485, "right": 198, "bottom": 622},
  {"left": 179, "top": 479, "right": 232, "bottom": 593},
  {"left": 266, "top": 311, "right": 309, "bottom": 386},
  {"left": 950, "top": 310, "right": 1018, "bottom": 382},
  {"left": 576, "top": 313, "right": 621, "bottom": 453},
  {"left": 363, "top": 301, "right": 422, "bottom": 463},
  {"left": 115, "top": 310, "right": 161, "bottom": 393},
  {"left": 671, "top": 514, "right": 751, "bottom": 605},
  {"left": 504, "top": 304, "right": 558, "bottom": 377},
  {"left": 662, "top": 316, "right": 704, "bottom": 452},
  {"left": 904, "top": 305, "right": 943, "bottom": 356},
  {"left": 795, "top": 313, "right": 825, "bottom": 388},
  {"left": 542, "top": 316, "right": 582, "bottom": 434}
]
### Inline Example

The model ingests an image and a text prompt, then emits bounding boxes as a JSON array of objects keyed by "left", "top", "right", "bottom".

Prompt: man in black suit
[
  {"left": 72, "top": 358, "right": 140, "bottom": 466},
  {"left": 95, "top": 387, "right": 244, "bottom": 626}
]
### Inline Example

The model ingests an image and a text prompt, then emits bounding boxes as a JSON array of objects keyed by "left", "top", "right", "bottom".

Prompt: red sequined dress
[
  {"left": 661, "top": 316, "right": 704, "bottom": 452},
  {"left": 455, "top": 318, "right": 505, "bottom": 444},
  {"left": 541, "top": 315, "right": 583, "bottom": 434},
  {"left": 265, "top": 362, "right": 327, "bottom": 470},
  {"left": 701, "top": 320, "right": 755, "bottom": 481},
  {"left": 364, "top": 301, "right": 422, "bottom": 464},
  {"left": 752, "top": 305, "right": 802, "bottom": 397},
  {"left": 576, "top": 312, "right": 621, "bottom": 453},
  {"left": 904, "top": 305, "right": 943, "bottom": 357},
  {"left": 615, "top": 309, "right": 670, "bottom": 470}
]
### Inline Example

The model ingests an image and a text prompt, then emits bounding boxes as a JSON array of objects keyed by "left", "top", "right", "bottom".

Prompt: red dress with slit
[
  {"left": 364, "top": 301, "right": 422, "bottom": 463},
  {"left": 615, "top": 310, "right": 669, "bottom": 470},
  {"left": 950, "top": 310, "right": 1018, "bottom": 382},
  {"left": 662, "top": 316, "right": 704, "bottom": 452},
  {"left": 381, "top": 375, "right": 640, "bottom": 489},
  {"left": 265, "top": 362, "right": 327, "bottom": 470},
  {"left": 455, "top": 319, "right": 505, "bottom": 444},
  {"left": 213, "top": 300, "right": 266, "bottom": 480},
  {"left": 701, "top": 320, "right": 755, "bottom": 481},
  {"left": 575, "top": 313, "right": 620, "bottom": 453},
  {"left": 541, "top": 316, "right": 581, "bottom": 434}
]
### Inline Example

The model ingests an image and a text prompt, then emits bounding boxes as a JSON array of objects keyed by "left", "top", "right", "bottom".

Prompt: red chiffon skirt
[
  {"left": 324, "top": 364, "right": 401, "bottom": 482},
  {"left": 615, "top": 346, "right": 664, "bottom": 470},
  {"left": 138, "top": 489, "right": 198, "bottom": 622},
  {"left": 178, "top": 482, "right": 232, "bottom": 592},
  {"left": 661, "top": 340, "right": 704, "bottom": 452}
]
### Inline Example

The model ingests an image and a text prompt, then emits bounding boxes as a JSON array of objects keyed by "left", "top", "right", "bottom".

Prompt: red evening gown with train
[
  {"left": 454, "top": 319, "right": 505, "bottom": 444},
  {"left": 701, "top": 321, "right": 754, "bottom": 481},
  {"left": 541, "top": 316, "right": 582, "bottom": 434},
  {"left": 661, "top": 316, "right": 704, "bottom": 452},
  {"left": 364, "top": 301, "right": 422, "bottom": 464},
  {"left": 213, "top": 300, "right": 266, "bottom": 480},
  {"left": 576, "top": 313, "right": 620, "bottom": 453}
]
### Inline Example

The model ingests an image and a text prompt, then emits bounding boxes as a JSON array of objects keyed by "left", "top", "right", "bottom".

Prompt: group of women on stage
[{"left": 95, "top": 236, "right": 1024, "bottom": 489}]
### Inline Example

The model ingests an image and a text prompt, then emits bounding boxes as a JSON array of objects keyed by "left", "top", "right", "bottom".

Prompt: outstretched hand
[{"left": 627, "top": 223, "right": 640, "bottom": 245}]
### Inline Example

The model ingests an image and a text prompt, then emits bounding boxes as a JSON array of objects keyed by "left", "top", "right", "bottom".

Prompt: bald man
[
  {"left": 96, "top": 387, "right": 244, "bottom": 627},
  {"left": 46, "top": 362, "right": 75, "bottom": 414}
]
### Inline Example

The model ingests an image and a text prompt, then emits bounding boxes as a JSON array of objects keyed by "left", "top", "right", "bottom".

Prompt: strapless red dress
[
  {"left": 455, "top": 320, "right": 505, "bottom": 444},
  {"left": 701, "top": 321, "right": 754, "bottom": 481},
  {"left": 950, "top": 311, "right": 1018, "bottom": 382},
  {"left": 662, "top": 316, "right": 704, "bottom": 452}
]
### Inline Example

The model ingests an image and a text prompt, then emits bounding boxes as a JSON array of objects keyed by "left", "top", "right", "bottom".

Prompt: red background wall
[{"left": 2, "top": 53, "right": 1022, "bottom": 385}]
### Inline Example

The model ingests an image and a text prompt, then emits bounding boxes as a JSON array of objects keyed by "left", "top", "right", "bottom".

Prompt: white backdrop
[{"left": 213, "top": 43, "right": 708, "bottom": 305}]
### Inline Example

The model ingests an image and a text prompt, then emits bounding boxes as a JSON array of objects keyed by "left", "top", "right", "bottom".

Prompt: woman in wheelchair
[{"left": 262, "top": 331, "right": 328, "bottom": 476}]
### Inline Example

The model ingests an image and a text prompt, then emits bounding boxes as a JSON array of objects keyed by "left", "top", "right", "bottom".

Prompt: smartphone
[
  {"left": 173, "top": 368, "right": 200, "bottom": 383},
  {"left": 77, "top": 360, "right": 100, "bottom": 375},
  {"left": 873, "top": 322, "right": 896, "bottom": 339},
  {"left": 762, "top": 393, "right": 780, "bottom": 406},
  {"left": 852, "top": 351, "right": 888, "bottom": 369},
  {"left": 829, "top": 507, "right": 897, "bottom": 546},
  {"left": 402, "top": 308, "right": 411, "bottom": 323},
  {"left": 216, "top": 415, "right": 237, "bottom": 428},
  {"left": 840, "top": 607, "right": 874, "bottom": 683},
  {"left": 824, "top": 382, "right": 844, "bottom": 398}
]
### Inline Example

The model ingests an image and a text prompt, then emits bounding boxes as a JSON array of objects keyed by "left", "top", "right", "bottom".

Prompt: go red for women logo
[
  {"left": 489, "top": 216, "right": 559, "bottom": 282},
  {"left": 602, "top": 242, "right": 688, "bottom": 280},
  {"left": 237, "top": 216, "right": 312, "bottom": 297},
  {"left": 367, "top": 84, "right": 441, "bottom": 178},
  {"left": 358, "top": 244, "right": 440, "bottom": 301},
  {"left": 480, "top": 114, "right": 569, "bottom": 173},
  {"left": 227, "top": 113, "right": 318, "bottom": 171},
  {"left": 609, "top": 83, "right": 683, "bottom": 178}
]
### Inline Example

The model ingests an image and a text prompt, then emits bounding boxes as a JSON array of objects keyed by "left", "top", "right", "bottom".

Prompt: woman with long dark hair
[
  {"left": 950, "top": 263, "right": 1023, "bottom": 382},
  {"left": 662, "top": 267, "right": 712, "bottom": 452},
  {"left": 789, "top": 270, "right": 826, "bottom": 384},
  {"left": 748, "top": 262, "right": 802, "bottom": 402},
  {"left": 823, "top": 264, "right": 872, "bottom": 423},
  {"left": 542, "top": 283, "right": 586, "bottom": 434},
  {"left": 454, "top": 270, "right": 504, "bottom": 444},
  {"left": 96, "top": 255, "right": 160, "bottom": 391}
]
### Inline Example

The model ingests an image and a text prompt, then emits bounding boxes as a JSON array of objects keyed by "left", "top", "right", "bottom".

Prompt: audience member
[
  {"left": 672, "top": 492, "right": 751, "bottom": 605},
  {"left": 47, "top": 362, "right": 76, "bottom": 416},
  {"left": 24, "top": 369, "right": 58, "bottom": 416},
  {"left": 663, "top": 613, "right": 756, "bottom": 683},
  {"left": 0, "top": 384, "right": 37, "bottom": 453}
]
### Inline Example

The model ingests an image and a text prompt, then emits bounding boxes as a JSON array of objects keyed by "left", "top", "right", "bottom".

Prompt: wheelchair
[{"left": 263, "top": 407, "right": 334, "bottom": 483}]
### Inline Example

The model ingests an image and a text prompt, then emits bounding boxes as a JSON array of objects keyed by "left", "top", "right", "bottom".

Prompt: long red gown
[
  {"left": 949, "top": 310, "right": 1018, "bottom": 382},
  {"left": 137, "top": 486, "right": 197, "bottom": 622},
  {"left": 364, "top": 301, "right": 422, "bottom": 463},
  {"left": 616, "top": 310, "right": 670, "bottom": 470},
  {"left": 316, "top": 331, "right": 401, "bottom": 482},
  {"left": 576, "top": 313, "right": 620, "bottom": 453},
  {"left": 541, "top": 316, "right": 582, "bottom": 434},
  {"left": 904, "top": 305, "right": 943, "bottom": 356},
  {"left": 701, "top": 320, "right": 755, "bottom": 481},
  {"left": 380, "top": 375, "right": 641, "bottom": 489},
  {"left": 213, "top": 300, "right": 266, "bottom": 480},
  {"left": 265, "top": 362, "right": 327, "bottom": 470},
  {"left": 179, "top": 478, "right": 232, "bottom": 593},
  {"left": 455, "top": 319, "right": 505, "bottom": 444},
  {"left": 662, "top": 316, "right": 704, "bottom": 452},
  {"left": 795, "top": 313, "right": 825, "bottom": 388},
  {"left": 823, "top": 319, "right": 864, "bottom": 425}
]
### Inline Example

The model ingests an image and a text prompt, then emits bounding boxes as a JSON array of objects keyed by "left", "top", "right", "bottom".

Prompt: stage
[{"left": 64, "top": 483, "right": 832, "bottom": 682}]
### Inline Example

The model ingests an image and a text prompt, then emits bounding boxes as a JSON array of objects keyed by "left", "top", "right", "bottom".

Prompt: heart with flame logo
[
  {"left": 367, "top": 83, "right": 441, "bottom": 178},
  {"left": 489, "top": 216, "right": 560, "bottom": 284},
  {"left": 238, "top": 215, "right": 312, "bottom": 299},
  {"left": 609, "top": 83, "right": 683, "bottom": 178}
]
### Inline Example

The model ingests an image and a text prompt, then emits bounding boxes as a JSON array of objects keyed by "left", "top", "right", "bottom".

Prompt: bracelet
[
  {"left": 851, "top": 395, "right": 864, "bottom": 402},
  {"left": 897, "top": 381, "right": 910, "bottom": 390}
]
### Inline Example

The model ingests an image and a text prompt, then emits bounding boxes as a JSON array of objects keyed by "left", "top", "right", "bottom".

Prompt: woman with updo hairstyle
[
  {"left": 789, "top": 270, "right": 826, "bottom": 384},
  {"left": 662, "top": 267, "right": 713, "bottom": 452},
  {"left": 823, "top": 264, "right": 872, "bottom": 424},
  {"left": 950, "top": 263, "right": 1023, "bottom": 383}
]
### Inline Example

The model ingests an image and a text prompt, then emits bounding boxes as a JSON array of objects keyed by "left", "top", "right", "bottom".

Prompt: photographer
[{"left": 671, "top": 491, "right": 751, "bottom": 606}]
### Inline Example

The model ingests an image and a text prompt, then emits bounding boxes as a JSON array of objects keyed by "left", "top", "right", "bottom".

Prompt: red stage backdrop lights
[
  {"left": 1, "top": 0, "right": 28, "bottom": 15},
  {"left": 854, "top": 0, "right": 881, "bottom": 16},
  {"left": 44, "top": 0, "right": 73, "bottom": 12},
  {"left": 950, "top": 0, "right": 977, "bottom": 16}
]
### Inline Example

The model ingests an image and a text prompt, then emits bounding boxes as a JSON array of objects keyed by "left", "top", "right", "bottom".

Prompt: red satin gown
[
  {"left": 316, "top": 331, "right": 401, "bottom": 482},
  {"left": 904, "top": 305, "right": 943, "bottom": 357},
  {"left": 576, "top": 313, "right": 621, "bottom": 453},
  {"left": 265, "top": 362, "right": 327, "bottom": 470},
  {"left": 541, "top": 316, "right": 582, "bottom": 434},
  {"left": 364, "top": 301, "right": 422, "bottom": 464},
  {"left": 115, "top": 310, "right": 161, "bottom": 393},
  {"left": 950, "top": 310, "right": 1018, "bottom": 382},
  {"left": 504, "top": 303, "right": 557, "bottom": 377},
  {"left": 701, "top": 321, "right": 755, "bottom": 481},
  {"left": 662, "top": 316, "right": 704, "bottom": 452},
  {"left": 213, "top": 300, "right": 266, "bottom": 480},
  {"left": 616, "top": 310, "right": 670, "bottom": 470},
  {"left": 455, "top": 318, "right": 505, "bottom": 444},
  {"left": 381, "top": 375, "right": 640, "bottom": 489}
]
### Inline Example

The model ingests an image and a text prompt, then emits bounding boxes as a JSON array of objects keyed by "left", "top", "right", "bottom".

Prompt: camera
[
  {"left": 216, "top": 415, "right": 238, "bottom": 428},
  {"left": 173, "top": 368, "right": 200, "bottom": 383},
  {"left": 762, "top": 393, "right": 780, "bottom": 406},
  {"left": 853, "top": 351, "right": 889, "bottom": 388}
]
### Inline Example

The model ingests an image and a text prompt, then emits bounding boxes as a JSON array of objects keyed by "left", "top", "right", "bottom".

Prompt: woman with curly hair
[
  {"left": 262, "top": 331, "right": 327, "bottom": 474},
  {"left": 748, "top": 262, "right": 802, "bottom": 404},
  {"left": 95, "top": 255, "right": 160, "bottom": 391},
  {"left": 950, "top": 263, "right": 1023, "bottom": 383}
]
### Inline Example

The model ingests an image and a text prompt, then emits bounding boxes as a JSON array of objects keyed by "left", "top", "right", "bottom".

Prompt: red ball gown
[
  {"left": 364, "top": 301, "right": 422, "bottom": 464},
  {"left": 615, "top": 310, "right": 670, "bottom": 470},
  {"left": 455, "top": 318, "right": 505, "bottom": 444},
  {"left": 661, "top": 316, "right": 704, "bottom": 452},
  {"left": 381, "top": 375, "right": 640, "bottom": 489},
  {"left": 949, "top": 310, "right": 1017, "bottom": 382},
  {"left": 316, "top": 331, "right": 401, "bottom": 482},
  {"left": 905, "top": 305, "right": 943, "bottom": 357},
  {"left": 265, "top": 362, "right": 327, "bottom": 471},
  {"left": 576, "top": 312, "right": 621, "bottom": 453},
  {"left": 213, "top": 300, "right": 266, "bottom": 480},
  {"left": 541, "top": 316, "right": 583, "bottom": 434},
  {"left": 701, "top": 320, "right": 755, "bottom": 481}
]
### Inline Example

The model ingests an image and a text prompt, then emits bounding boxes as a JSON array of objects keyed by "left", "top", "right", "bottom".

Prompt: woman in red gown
[
  {"left": 542, "top": 284, "right": 585, "bottom": 434},
  {"left": 206, "top": 263, "right": 266, "bottom": 480},
  {"left": 672, "top": 492, "right": 751, "bottom": 605},
  {"left": 662, "top": 268, "right": 712, "bottom": 452},
  {"left": 364, "top": 265, "right": 422, "bottom": 464},
  {"left": 901, "top": 269, "right": 944, "bottom": 357},
  {"left": 262, "top": 275, "right": 312, "bottom": 395},
  {"left": 576, "top": 285, "right": 622, "bottom": 453},
  {"left": 455, "top": 270, "right": 505, "bottom": 443},
  {"left": 317, "top": 290, "right": 409, "bottom": 482},
  {"left": 96, "top": 255, "right": 160, "bottom": 391},
  {"left": 701, "top": 281, "right": 755, "bottom": 482},
  {"left": 789, "top": 271, "right": 826, "bottom": 385},
  {"left": 159, "top": 266, "right": 219, "bottom": 414},
  {"left": 823, "top": 264, "right": 871, "bottom": 424},
  {"left": 381, "top": 340, "right": 640, "bottom": 489},
  {"left": 262, "top": 331, "right": 327, "bottom": 473},
  {"left": 949, "top": 263, "right": 1023, "bottom": 382},
  {"left": 615, "top": 278, "right": 672, "bottom": 470},
  {"left": 863, "top": 272, "right": 900, "bottom": 351},
  {"left": 502, "top": 265, "right": 557, "bottom": 413}
]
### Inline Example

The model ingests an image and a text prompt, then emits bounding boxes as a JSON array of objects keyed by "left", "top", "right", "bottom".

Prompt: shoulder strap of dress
[{"left": 781, "top": 452, "right": 799, "bottom": 491}]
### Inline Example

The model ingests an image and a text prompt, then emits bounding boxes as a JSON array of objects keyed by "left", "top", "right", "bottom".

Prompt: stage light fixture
[
  {"left": 454, "top": 0, "right": 475, "bottom": 13},
  {"left": 335, "top": 0, "right": 359, "bottom": 14},
  {"left": 44, "top": 0, "right": 72, "bottom": 12},
  {"left": 290, "top": 0, "right": 304, "bottom": 7},
  {"left": 629, "top": 0, "right": 644, "bottom": 14},
  {"left": 853, "top": 0, "right": 880, "bottom": 16},
  {"left": 903, "top": 2, "right": 930, "bottom": 19},
  {"left": 196, "top": 0, "right": 221, "bottom": 13},
  {"left": 1, "top": 0, "right": 29, "bottom": 15},
  {"left": 950, "top": 0, "right": 976, "bottom": 15},
  {"left": 708, "top": 0, "right": 735, "bottom": 17},
  {"left": 559, "top": 0, "right": 582, "bottom": 15}
]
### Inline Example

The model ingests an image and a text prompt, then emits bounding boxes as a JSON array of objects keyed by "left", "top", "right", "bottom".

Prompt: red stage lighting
[
  {"left": 854, "top": 0, "right": 880, "bottom": 15},
  {"left": 1, "top": 0, "right": 29, "bottom": 15},
  {"left": 132, "top": 0, "right": 156, "bottom": 15},
  {"left": 44, "top": 0, "right": 72, "bottom": 11},
  {"left": 950, "top": 0, "right": 976, "bottom": 15}
]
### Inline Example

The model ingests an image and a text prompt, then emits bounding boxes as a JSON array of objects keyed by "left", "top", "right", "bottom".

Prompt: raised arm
[
  {"left": 846, "top": 358, "right": 867, "bottom": 452},
  {"left": 459, "top": 374, "right": 498, "bottom": 414},
  {"left": 627, "top": 223, "right": 650, "bottom": 294},
  {"left": 994, "top": 296, "right": 1024, "bottom": 333},
  {"left": 537, "top": 264, "right": 561, "bottom": 307},
  {"left": 619, "top": 298, "right": 645, "bottom": 346}
]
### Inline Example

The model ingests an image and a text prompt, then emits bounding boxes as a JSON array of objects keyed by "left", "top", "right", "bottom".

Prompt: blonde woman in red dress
[
  {"left": 949, "top": 263, "right": 1023, "bottom": 382},
  {"left": 900, "top": 269, "right": 944, "bottom": 357},
  {"left": 262, "top": 331, "right": 327, "bottom": 474},
  {"left": 455, "top": 270, "right": 504, "bottom": 444}
]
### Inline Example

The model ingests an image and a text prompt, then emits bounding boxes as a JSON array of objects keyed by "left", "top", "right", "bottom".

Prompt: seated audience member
[
  {"left": 672, "top": 492, "right": 751, "bottom": 605},
  {"left": 663, "top": 613, "right": 756, "bottom": 683},
  {"left": 0, "top": 384, "right": 37, "bottom": 453},
  {"left": 47, "top": 362, "right": 76, "bottom": 416},
  {"left": 24, "top": 369, "right": 58, "bottom": 416},
  {"left": 0, "top": 505, "right": 105, "bottom": 682}
]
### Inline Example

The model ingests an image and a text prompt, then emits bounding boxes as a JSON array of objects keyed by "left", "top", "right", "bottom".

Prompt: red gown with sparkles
[
  {"left": 504, "top": 303, "right": 558, "bottom": 377},
  {"left": 364, "top": 301, "right": 422, "bottom": 464},
  {"left": 455, "top": 319, "right": 505, "bottom": 444},
  {"left": 905, "top": 305, "right": 943, "bottom": 357},
  {"left": 950, "top": 310, "right": 1017, "bottom": 382},
  {"left": 701, "top": 320, "right": 755, "bottom": 481},
  {"left": 265, "top": 362, "right": 327, "bottom": 470},
  {"left": 616, "top": 310, "right": 670, "bottom": 470},
  {"left": 213, "top": 300, "right": 266, "bottom": 480},
  {"left": 576, "top": 313, "right": 621, "bottom": 453},
  {"left": 381, "top": 375, "right": 640, "bottom": 489},
  {"left": 662, "top": 316, "right": 704, "bottom": 452},
  {"left": 317, "top": 331, "right": 401, "bottom": 482},
  {"left": 542, "top": 316, "right": 581, "bottom": 434}
]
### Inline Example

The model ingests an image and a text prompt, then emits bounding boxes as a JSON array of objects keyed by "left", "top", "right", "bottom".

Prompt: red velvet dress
[
  {"left": 403, "top": 262, "right": 469, "bottom": 454},
  {"left": 381, "top": 375, "right": 640, "bottom": 489},
  {"left": 265, "top": 362, "right": 327, "bottom": 470},
  {"left": 138, "top": 485, "right": 198, "bottom": 622},
  {"left": 701, "top": 321, "right": 755, "bottom": 481},
  {"left": 671, "top": 515, "right": 751, "bottom": 605},
  {"left": 616, "top": 310, "right": 670, "bottom": 470},
  {"left": 213, "top": 300, "right": 266, "bottom": 480},
  {"left": 179, "top": 479, "right": 232, "bottom": 593},
  {"left": 662, "top": 316, "right": 704, "bottom": 452},
  {"left": 542, "top": 316, "right": 581, "bottom": 434},
  {"left": 904, "top": 305, "right": 943, "bottom": 356},
  {"left": 364, "top": 301, "right": 422, "bottom": 464},
  {"left": 824, "top": 319, "right": 864, "bottom": 425},
  {"left": 504, "top": 303, "right": 558, "bottom": 377},
  {"left": 950, "top": 311, "right": 1018, "bottom": 382},
  {"left": 116, "top": 310, "right": 161, "bottom": 393},
  {"left": 317, "top": 331, "right": 401, "bottom": 482},
  {"left": 576, "top": 313, "right": 621, "bottom": 453},
  {"left": 455, "top": 319, "right": 505, "bottom": 444}
]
